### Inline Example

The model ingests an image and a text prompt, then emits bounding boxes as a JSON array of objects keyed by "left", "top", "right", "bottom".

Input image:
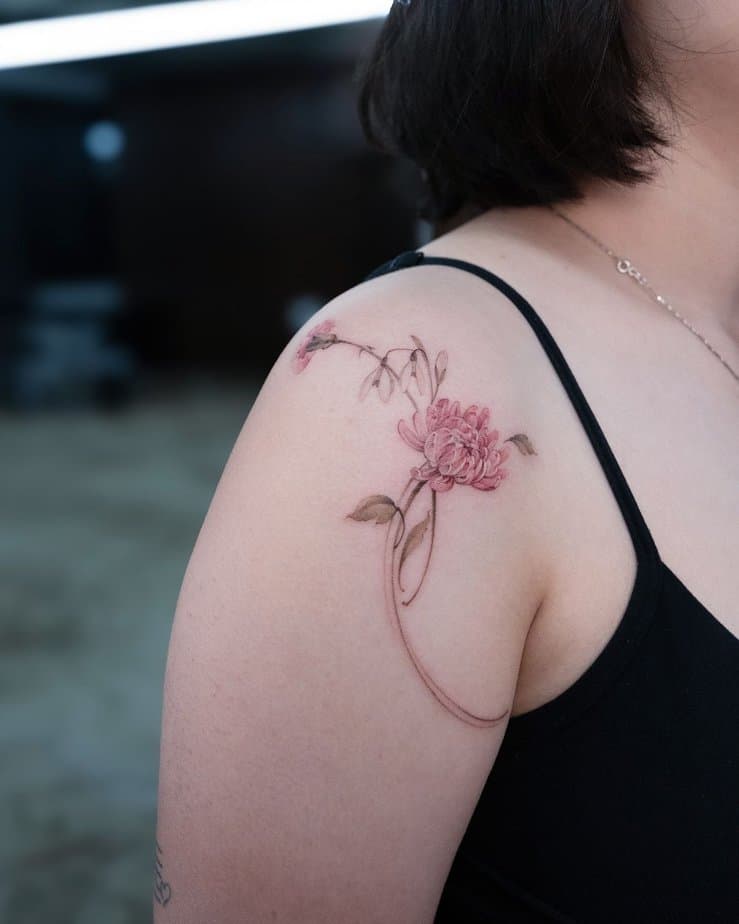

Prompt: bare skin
[{"left": 154, "top": 2, "right": 738, "bottom": 920}]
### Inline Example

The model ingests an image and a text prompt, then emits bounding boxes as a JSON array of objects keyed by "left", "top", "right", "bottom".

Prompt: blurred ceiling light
[{"left": 0, "top": 0, "right": 391, "bottom": 70}]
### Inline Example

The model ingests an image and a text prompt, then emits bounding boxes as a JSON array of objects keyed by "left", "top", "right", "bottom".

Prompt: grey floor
[{"left": 0, "top": 384, "right": 256, "bottom": 924}]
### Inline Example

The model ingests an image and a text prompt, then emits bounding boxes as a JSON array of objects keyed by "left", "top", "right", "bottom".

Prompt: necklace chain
[{"left": 547, "top": 204, "right": 739, "bottom": 384}]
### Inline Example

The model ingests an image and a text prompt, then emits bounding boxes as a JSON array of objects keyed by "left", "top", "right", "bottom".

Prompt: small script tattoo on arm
[
  {"left": 153, "top": 840, "right": 172, "bottom": 908},
  {"left": 292, "top": 320, "right": 537, "bottom": 728}
]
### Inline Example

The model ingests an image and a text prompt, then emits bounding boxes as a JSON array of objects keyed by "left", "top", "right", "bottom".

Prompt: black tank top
[{"left": 364, "top": 250, "right": 739, "bottom": 923}]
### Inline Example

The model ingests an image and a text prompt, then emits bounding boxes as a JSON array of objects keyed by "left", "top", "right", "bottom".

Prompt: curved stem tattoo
[{"left": 293, "top": 319, "right": 537, "bottom": 728}]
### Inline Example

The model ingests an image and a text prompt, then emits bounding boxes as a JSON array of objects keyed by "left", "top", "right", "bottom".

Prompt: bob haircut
[{"left": 357, "top": 1, "right": 678, "bottom": 222}]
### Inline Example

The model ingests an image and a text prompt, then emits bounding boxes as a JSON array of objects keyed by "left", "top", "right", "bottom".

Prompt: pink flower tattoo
[
  {"left": 291, "top": 319, "right": 536, "bottom": 728},
  {"left": 398, "top": 398, "right": 510, "bottom": 493},
  {"left": 292, "top": 320, "right": 337, "bottom": 373}
]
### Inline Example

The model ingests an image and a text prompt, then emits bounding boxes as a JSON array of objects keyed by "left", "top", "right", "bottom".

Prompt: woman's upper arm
[{"left": 154, "top": 278, "right": 547, "bottom": 923}]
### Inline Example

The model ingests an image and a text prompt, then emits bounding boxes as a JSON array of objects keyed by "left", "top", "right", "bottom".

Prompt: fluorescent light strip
[{"left": 0, "top": 0, "right": 391, "bottom": 71}]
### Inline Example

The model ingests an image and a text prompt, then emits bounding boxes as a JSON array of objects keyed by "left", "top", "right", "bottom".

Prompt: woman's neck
[
  {"left": 564, "top": 136, "right": 739, "bottom": 343},
  {"left": 555, "top": 18, "right": 739, "bottom": 350}
]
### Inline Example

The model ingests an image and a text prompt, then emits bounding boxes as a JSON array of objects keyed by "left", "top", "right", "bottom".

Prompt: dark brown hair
[{"left": 356, "top": 1, "right": 677, "bottom": 222}]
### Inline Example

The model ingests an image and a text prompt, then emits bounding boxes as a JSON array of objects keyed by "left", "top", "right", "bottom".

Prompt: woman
[{"left": 154, "top": 2, "right": 738, "bottom": 921}]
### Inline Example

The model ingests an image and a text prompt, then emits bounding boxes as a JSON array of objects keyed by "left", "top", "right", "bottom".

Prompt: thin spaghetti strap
[{"left": 364, "top": 250, "right": 660, "bottom": 566}]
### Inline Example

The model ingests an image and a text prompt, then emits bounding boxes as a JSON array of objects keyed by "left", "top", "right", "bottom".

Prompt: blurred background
[{"left": 0, "top": 2, "right": 428, "bottom": 920}]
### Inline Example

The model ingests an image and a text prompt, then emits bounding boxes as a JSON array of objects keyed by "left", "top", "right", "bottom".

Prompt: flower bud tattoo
[{"left": 292, "top": 320, "right": 536, "bottom": 728}]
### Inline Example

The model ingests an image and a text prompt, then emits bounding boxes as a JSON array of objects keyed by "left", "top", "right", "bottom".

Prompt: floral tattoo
[{"left": 292, "top": 319, "right": 536, "bottom": 728}]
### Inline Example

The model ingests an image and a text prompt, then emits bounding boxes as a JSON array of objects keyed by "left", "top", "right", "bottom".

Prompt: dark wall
[
  {"left": 17, "top": 101, "right": 116, "bottom": 279},
  {"left": 0, "top": 25, "right": 422, "bottom": 381},
  {"left": 115, "top": 66, "right": 418, "bottom": 372},
  {"left": 0, "top": 105, "right": 26, "bottom": 305}
]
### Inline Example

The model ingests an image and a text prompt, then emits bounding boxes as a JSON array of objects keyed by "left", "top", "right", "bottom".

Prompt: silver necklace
[{"left": 547, "top": 204, "right": 739, "bottom": 384}]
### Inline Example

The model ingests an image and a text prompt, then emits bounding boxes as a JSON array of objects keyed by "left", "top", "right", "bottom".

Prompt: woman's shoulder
[
  {"left": 247, "top": 253, "right": 553, "bottom": 603},
  {"left": 246, "top": 226, "right": 565, "bottom": 638},
  {"left": 279, "top": 224, "right": 552, "bottom": 417},
  {"left": 261, "top": 241, "right": 554, "bottom": 555}
]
